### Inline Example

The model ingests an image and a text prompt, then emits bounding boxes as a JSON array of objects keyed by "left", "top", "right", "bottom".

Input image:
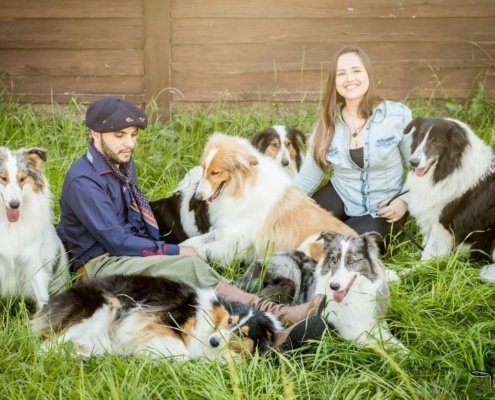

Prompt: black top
[{"left": 349, "top": 147, "right": 364, "bottom": 169}]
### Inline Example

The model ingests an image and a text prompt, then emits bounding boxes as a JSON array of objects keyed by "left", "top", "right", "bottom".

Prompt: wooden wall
[{"left": 1, "top": 0, "right": 494, "bottom": 119}]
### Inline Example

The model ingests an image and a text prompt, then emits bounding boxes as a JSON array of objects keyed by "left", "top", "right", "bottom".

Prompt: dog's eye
[
  {"left": 18, "top": 176, "right": 27, "bottom": 183},
  {"left": 285, "top": 142, "right": 292, "bottom": 149},
  {"left": 210, "top": 171, "right": 219, "bottom": 176},
  {"left": 0, "top": 175, "right": 7, "bottom": 182},
  {"left": 227, "top": 317, "right": 233, "bottom": 325}
]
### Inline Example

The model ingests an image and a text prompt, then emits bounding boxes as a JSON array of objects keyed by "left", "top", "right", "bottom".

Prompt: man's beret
[{"left": 85, "top": 97, "right": 147, "bottom": 133}]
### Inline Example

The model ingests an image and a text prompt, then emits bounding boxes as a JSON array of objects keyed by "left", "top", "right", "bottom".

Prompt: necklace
[{"left": 344, "top": 109, "right": 367, "bottom": 138}]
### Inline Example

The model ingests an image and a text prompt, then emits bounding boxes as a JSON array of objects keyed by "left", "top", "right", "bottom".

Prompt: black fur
[
  {"left": 150, "top": 193, "right": 189, "bottom": 244},
  {"left": 150, "top": 192, "right": 210, "bottom": 244},
  {"left": 439, "top": 166, "right": 495, "bottom": 260},
  {"left": 220, "top": 300, "right": 280, "bottom": 353},
  {"left": 37, "top": 274, "right": 199, "bottom": 333}
]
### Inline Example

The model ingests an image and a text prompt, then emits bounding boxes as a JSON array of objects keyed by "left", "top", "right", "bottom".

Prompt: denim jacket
[{"left": 294, "top": 100, "right": 412, "bottom": 217}]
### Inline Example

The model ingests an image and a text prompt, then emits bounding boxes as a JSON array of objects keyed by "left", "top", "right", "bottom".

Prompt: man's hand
[{"left": 179, "top": 245, "right": 201, "bottom": 258}]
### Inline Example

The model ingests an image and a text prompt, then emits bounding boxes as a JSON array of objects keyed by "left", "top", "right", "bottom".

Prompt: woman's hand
[{"left": 377, "top": 198, "right": 407, "bottom": 223}]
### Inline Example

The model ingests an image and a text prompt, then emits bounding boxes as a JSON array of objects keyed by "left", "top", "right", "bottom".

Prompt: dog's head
[
  {"left": 0, "top": 147, "right": 47, "bottom": 223},
  {"left": 196, "top": 133, "right": 259, "bottom": 202},
  {"left": 251, "top": 126, "right": 306, "bottom": 176},
  {"left": 406, "top": 117, "right": 469, "bottom": 183},
  {"left": 314, "top": 231, "right": 385, "bottom": 303},
  {"left": 219, "top": 300, "right": 283, "bottom": 355}
]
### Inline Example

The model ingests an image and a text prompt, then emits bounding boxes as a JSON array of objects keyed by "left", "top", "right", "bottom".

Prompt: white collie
[
  {"left": 405, "top": 117, "right": 495, "bottom": 281},
  {"left": 0, "top": 147, "right": 68, "bottom": 309},
  {"left": 32, "top": 274, "right": 282, "bottom": 360},
  {"left": 181, "top": 133, "right": 356, "bottom": 264}
]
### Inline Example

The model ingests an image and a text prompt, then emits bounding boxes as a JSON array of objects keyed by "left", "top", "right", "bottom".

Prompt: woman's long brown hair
[{"left": 312, "top": 45, "right": 382, "bottom": 169}]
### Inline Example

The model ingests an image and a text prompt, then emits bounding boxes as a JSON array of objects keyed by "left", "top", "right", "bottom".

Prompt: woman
[{"left": 295, "top": 45, "right": 412, "bottom": 242}]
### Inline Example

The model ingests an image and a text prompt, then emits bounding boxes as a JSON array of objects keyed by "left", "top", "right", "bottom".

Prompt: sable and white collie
[
  {"left": 239, "top": 232, "right": 405, "bottom": 349},
  {"left": 0, "top": 147, "right": 68, "bottom": 309},
  {"left": 251, "top": 125, "right": 306, "bottom": 177},
  {"left": 32, "top": 274, "right": 282, "bottom": 360},
  {"left": 181, "top": 133, "right": 356, "bottom": 264},
  {"left": 150, "top": 126, "right": 306, "bottom": 244},
  {"left": 405, "top": 117, "right": 495, "bottom": 281}
]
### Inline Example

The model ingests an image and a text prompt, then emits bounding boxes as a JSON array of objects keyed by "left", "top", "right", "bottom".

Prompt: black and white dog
[
  {"left": 32, "top": 274, "right": 282, "bottom": 360},
  {"left": 150, "top": 126, "right": 306, "bottom": 244},
  {"left": 405, "top": 117, "right": 495, "bottom": 281},
  {"left": 150, "top": 166, "right": 208, "bottom": 244},
  {"left": 240, "top": 232, "right": 405, "bottom": 349}
]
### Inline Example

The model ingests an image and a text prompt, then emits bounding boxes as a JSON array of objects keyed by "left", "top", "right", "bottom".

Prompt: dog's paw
[
  {"left": 384, "top": 268, "right": 400, "bottom": 283},
  {"left": 479, "top": 264, "right": 495, "bottom": 282}
]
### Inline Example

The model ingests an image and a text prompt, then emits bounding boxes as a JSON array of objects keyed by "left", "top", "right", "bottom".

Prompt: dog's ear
[
  {"left": 288, "top": 128, "right": 306, "bottom": 146},
  {"left": 23, "top": 148, "right": 47, "bottom": 169},
  {"left": 317, "top": 231, "right": 338, "bottom": 244},
  {"left": 308, "top": 241, "right": 324, "bottom": 261},
  {"left": 404, "top": 118, "right": 423, "bottom": 136},
  {"left": 251, "top": 129, "right": 270, "bottom": 148},
  {"left": 363, "top": 231, "right": 383, "bottom": 255}
]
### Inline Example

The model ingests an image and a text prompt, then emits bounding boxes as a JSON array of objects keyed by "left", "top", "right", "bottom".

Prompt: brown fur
[
  {"left": 202, "top": 135, "right": 258, "bottom": 199},
  {"left": 259, "top": 186, "right": 356, "bottom": 253}
]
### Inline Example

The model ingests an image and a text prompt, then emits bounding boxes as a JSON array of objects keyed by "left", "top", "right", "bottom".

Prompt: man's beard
[{"left": 100, "top": 137, "right": 132, "bottom": 165}]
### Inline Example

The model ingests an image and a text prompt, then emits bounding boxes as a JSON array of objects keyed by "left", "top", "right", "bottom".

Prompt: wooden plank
[
  {"left": 0, "top": 76, "right": 143, "bottom": 95},
  {"left": 144, "top": 0, "right": 171, "bottom": 121},
  {"left": 172, "top": 42, "right": 495, "bottom": 69},
  {"left": 0, "top": 49, "right": 144, "bottom": 76},
  {"left": 0, "top": 0, "right": 143, "bottom": 19},
  {"left": 172, "top": 17, "right": 495, "bottom": 45},
  {"left": 171, "top": 66, "right": 495, "bottom": 102},
  {"left": 0, "top": 19, "right": 143, "bottom": 49},
  {"left": 172, "top": 0, "right": 495, "bottom": 18},
  {"left": 6, "top": 93, "right": 146, "bottom": 105}
]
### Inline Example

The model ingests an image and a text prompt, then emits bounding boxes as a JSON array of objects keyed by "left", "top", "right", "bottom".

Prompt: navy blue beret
[{"left": 85, "top": 97, "right": 147, "bottom": 133}]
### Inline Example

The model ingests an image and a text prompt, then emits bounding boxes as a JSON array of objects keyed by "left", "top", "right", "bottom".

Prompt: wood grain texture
[{"left": 0, "top": 0, "right": 493, "bottom": 114}]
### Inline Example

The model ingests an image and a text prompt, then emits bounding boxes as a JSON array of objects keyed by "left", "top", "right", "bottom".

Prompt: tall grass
[{"left": 1, "top": 88, "right": 494, "bottom": 399}]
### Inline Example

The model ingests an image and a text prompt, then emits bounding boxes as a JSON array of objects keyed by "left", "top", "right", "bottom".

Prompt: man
[{"left": 57, "top": 97, "right": 325, "bottom": 346}]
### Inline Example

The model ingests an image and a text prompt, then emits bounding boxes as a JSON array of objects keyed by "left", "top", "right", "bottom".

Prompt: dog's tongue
[
  {"left": 6, "top": 208, "right": 20, "bottom": 223},
  {"left": 333, "top": 289, "right": 347, "bottom": 303},
  {"left": 414, "top": 167, "right": 428, "bottom": 177}
]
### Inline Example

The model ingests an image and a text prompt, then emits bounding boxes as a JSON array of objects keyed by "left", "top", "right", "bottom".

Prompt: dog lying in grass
[{"left": 240, "top": 232, "right": 406, "bottom": 350}]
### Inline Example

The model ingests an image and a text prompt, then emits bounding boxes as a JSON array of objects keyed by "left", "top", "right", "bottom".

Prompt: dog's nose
[
  {"left": 410, "top": 158, "right": 419, "bottom": 168},
  {"left": 209, "top": 336, "right": 220, "bottom": 347},
  {"left": 281, "top": 159, "right": 289, "bottom": 166},
  {"left": 330, "top": 282, "right": 340, "bottom": 291},
  {"left": 9, "top": 200, "right": 20, "bottom": 209}
]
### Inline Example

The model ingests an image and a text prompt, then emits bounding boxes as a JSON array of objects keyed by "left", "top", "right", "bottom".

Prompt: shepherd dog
[
  {"left": 181, "top": 133, "right": 356, "bottom": 264},
  {"left": 31, "top": 274, "right": 283, "bottom": 360},
  {"left": 0, "top": 147, "right": 68, "bottom": 309},
  {"left": 251, "top": 125, "right": 306, "bottom": 177},
  {"left": 150, "top": 126, "right": 306, "bottom": 244},
  {"left": 405, "top": 117, "right": 495, "bottom": 281},
  {"left": 239, "top": 232, "right": 405, "bottom": 349}
]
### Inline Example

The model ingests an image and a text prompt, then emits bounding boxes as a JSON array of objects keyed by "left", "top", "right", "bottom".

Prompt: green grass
[{"left": 1, "top": 89, "right": 495, "bottom": 399}]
